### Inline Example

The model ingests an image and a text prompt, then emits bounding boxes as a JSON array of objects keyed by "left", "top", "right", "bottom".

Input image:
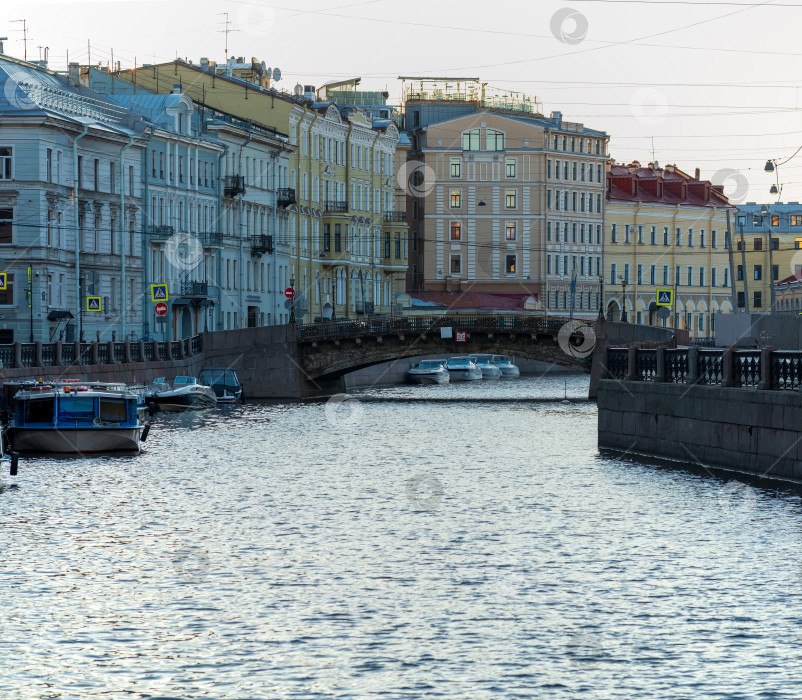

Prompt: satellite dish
[
  {"left": 266, "top": 67, "right": 272, "bottom": 80},
  {"left": 272, "top": 67, "right": 281, "bottom": 82},
  {"left": 261, "top": 60, "right": 267, "bottom": 75}
]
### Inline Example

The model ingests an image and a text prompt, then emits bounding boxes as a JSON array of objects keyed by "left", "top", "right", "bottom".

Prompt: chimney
[
  {"left": 172, "top": 84, "right": 182, "bottom": 94},
  {"left": 694, "top": 167, "right": 700, "bottom": 180},
  {"left": 68, "top": 62, "right": 80, "bottom": 88},
  {"left": 550, "top": 110, "right": 562, "bottom": 127}
]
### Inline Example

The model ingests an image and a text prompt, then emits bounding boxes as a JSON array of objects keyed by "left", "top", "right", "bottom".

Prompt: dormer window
[
  {"left": 486, "top": 129, "right": 505, "bottom": 151},
  {"left": 461, "top": 129, "right": 480, "bottom": 151},
  {"left": 658, "top": 182, "right": 663, "bottom": 198},
  {"left": 178, "top": 113, "right": 184, "bottom": 134},
  {"left": 705, "top": 186, "right": 710, "bottom": 200},
  {"left": 632, "top": 180, "right": 638, "bottom": 196},
  {"left": 682, "top": 184, "right": 688, "bottom": 198}
]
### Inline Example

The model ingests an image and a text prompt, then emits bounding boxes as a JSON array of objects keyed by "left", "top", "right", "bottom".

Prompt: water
[{"left": 2, "top": 375, "right": 802, "bottom": 699}]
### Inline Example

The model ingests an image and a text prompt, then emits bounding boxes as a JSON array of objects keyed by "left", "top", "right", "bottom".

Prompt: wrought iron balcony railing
[
  {"left": 277, "top": 187, "right": 297, "bottom": 208},
  {"left": 384, "top": 211, "right": 407, "bottom": 222},
  {"left": 250, "top": 234, "right": 274, "bottom": 256},
  {"left": 144, "top": 224, "right": 175, "bottom": 239},
  {"left": 200, "top": 231, "right": 223, "bottom": 248},
  {"left": 181, "top": 280, "right": 209, "bottom": 297},
  {"left": 325, "top": 200, "right": 349, "bottom": 213},
  {"left": 224, "top": 175, "right": 246, "bottom": 197}
]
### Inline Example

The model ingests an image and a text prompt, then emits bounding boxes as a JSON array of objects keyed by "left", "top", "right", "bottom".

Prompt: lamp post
[
  {"left": 27, "top": 265, "right": 33, "bottom": 343},
  {"left": 765, "top": 159, "right": 783, "bottom": 201},
  {"left": 598, "top": 274, "right": 605, "bottom": 320},
  {"left": 289, "top": 275, "right": 296, "bottom": 324},
  {"left": 738, "top": 219, "right": 750, "bottom": 314},
  {"left": 619, "top": 275, "right": 628, "bottom": 322},
  {"left": 759, "top": 204, "right": 776, "bottom": 312}
]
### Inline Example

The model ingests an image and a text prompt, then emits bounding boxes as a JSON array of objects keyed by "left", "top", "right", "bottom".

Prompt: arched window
[
  {"left": 486, "top": 129, "right": 505, "bottom": 151},
  {"left": 461, "top": 129, "right": 480, "bottom": 151}
]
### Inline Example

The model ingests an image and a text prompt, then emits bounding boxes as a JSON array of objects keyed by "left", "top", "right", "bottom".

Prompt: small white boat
[
  {"left": 408, "top": 359, "right": 450, "bottom": 385},
  {"left": 491, "top": 354, "right": 521, "bottom": 378},
  {"left": 468, "top": 354, "right": 503, "bottom": 379},
  {"left": 145, "top": 376, "right": 217, "bottom": 412},
  {"left": 445, "top": 357, "right": 482, "bottom": 381},
  {"left": 199, "top": 368, "right": 244, "bottom": 404}
]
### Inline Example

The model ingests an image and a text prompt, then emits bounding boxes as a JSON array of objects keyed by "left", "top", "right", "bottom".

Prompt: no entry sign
[
  {"left": 155, "top": 302, "right": 168, "bottom": 316},
  {"left": 284, "top": 287, "right": 296, "bottom": 299}
]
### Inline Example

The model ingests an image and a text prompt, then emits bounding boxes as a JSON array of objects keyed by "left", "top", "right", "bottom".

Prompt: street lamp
[
  {"left": 598, "top": 274, "right": 604, "bottom": 320},
  {"left": 289, "top": 276, "right": 296, "bottom": 324},
  {"left": 618, "top": 275, "right": 628, "bottom": 322},
  {"left": 759, "top": 204, "right": 776, "bottom": 312},
  {"left": 765, "top": 159, "right": 784, "bottom": 200}
]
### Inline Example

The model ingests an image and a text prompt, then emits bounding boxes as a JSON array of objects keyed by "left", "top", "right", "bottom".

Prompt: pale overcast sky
[{"left": 2, "top": 0, "right": 801, "bottom": 204}]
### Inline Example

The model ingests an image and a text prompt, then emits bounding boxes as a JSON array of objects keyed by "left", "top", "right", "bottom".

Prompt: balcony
[
  {"left": 224, "top": 175, "right": 246, "bottom": 198},
  {"left": 325, "top": 200, "right": 349, "bottom": 214},
  {"left": 181, "top": 280, "right": 209, "bottom": 297},
  {"left": 277, "top": 187, "right": 297, "bottom": 208},
  {"left": 250, "top": 234, "right": 274, "bottom": 257},
  {"left": 200, "top": 231, "right": 223, "bottom": 248},
  {"left": 384, "top": 211, "right": 407, "bottom": 223},
  {"left": 144, "top": 224, "right": 175, "bottom": 240}
]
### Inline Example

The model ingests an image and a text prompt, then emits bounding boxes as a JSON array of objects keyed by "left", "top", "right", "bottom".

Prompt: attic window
[
  {"left": 682, "top": 184, "right": 687, "bottom": 198},
  {"left": 632, "top": 180, "right": 638, "bottom": 196},
  {"left": 705, "top": 186, "right": 710, "bottom": 200},
  {"left": 658, "top": 182, "right": 663, "bottom": 197}
]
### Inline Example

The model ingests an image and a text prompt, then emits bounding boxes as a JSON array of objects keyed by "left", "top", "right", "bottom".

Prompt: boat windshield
[
  {"left": 449, "top": 358, "right": 473, "bottom": 366},
  {"left": 99, "top": 398, "right": 128, "bottom": 422},
  {"left": 23, "top": 397, "right": 54, "bottom": 424},
  {"left": 493, "top": 356, "right": 511, "bottom": 364},
  {"left": 199, "top": 369, "right": 239, "bottom": 387},
  {"left": 58, "top": 396, "right": 95, "bottom": 421},
  {"left": 173, "top": 376, "right": 197, "bottom": 385},
  {"left": 471, "top": 358, "right": 491, "bottom": 365},
  {"left": 418, "top": 361, "right": 443, "bottom": 368}
]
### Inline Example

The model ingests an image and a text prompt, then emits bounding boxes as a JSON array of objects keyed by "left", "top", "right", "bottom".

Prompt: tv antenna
[
  {"left": 218, "top": 12, "right": 239, "bottom": 62},
  {"left": 12, "top": 19, "right": 27, "bottom": 61}
]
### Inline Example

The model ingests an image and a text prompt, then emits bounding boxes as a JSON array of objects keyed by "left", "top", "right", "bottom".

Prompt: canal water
[{"left": 1, "top": 375, "right": 802, "bottom": 699}]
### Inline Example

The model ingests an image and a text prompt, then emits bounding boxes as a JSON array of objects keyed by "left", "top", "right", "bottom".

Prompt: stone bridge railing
[
  {"left": 296, "top": 314, "right": 577, "bottom": 342},
  {"left": 605, "top": 346, "right": 802, "bottom": 391},
  {"left": 0, "top": 335, "right": 203, "bottom": 369}
]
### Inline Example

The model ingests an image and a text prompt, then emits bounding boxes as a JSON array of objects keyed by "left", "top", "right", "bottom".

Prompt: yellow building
[
  {"left": 115, "top": 60, "right": 407, "bottom": 322},
  {"left": 605, "top": 162, "right": 735, "bottom": 338}
]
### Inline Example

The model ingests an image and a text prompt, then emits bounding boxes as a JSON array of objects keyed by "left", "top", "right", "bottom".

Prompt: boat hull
[
  {"left": 149, "top": 395, "right": 217, "bottom": 412},
  {"left": 478, "top": 368, "right": 503, "bottom": 379},
  {"left": 9, "top": 427, "right": 142, "bottom": 454},
  {"left": 499, "top": 366, "right": 521, "bottom": 377},
  {"left": 447, "top": 369, "right": 482, "bottom": 381},
  {"left": 408, "top": 372, "right": 450, "bottom": 385}
]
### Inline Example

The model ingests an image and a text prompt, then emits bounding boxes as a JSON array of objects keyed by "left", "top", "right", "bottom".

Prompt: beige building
[
  {"left": 406, "top": 94, "right": 608, "bottom": 316},
  {"left": 605, "top": 162, "right": 735, "bottom": 338}
]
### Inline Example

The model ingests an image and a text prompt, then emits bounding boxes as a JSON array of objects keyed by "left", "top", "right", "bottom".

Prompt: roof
[
  {"left": 776, "top": 273, "right": 802, "bottom": 286},
  {"left": 404, "top": 291, "right": 538, "bottom": 311},
  {"left": 607, "top": 162, "right": 733, "bottom": 209}
]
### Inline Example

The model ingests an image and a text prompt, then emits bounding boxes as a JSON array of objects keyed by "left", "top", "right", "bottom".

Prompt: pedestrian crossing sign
[
  {"left": 656, "top": 289, "right": 673, "bottom": 306},
  {"left": 0, "top": 273, "right": 7, "bottom": 291},
  {"left": 86, "top": 296, "right": 101, "bottom": 312},
  {"left": 150, "top": 283, "right": 169, "bottom": 302}
]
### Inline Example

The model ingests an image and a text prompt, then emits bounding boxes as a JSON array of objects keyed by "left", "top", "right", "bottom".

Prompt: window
[
  {"left": 625, "top": 225, "right": 631, "bottom": 244},
  {"left": 334, "top": 224, "right": 342, "bottom": 252},
  {"left": 712, "top": 230, "right": 717, "bottom": 249},
  {"left": 773, "top": 265, "right": 779, "bottom": 281},
  {"left": 450, "top": 190, "right": 461, "bottom": 208},
  {"left": 772, "top": 215, "right": 780, "bottom": 226},
  {"left": 754, "top": 291, "right": 762, "bottom": 308},
  {"left": 450, "top": 158, "right": 461, "bottom": 178},
  {"left": 611, "top": 223, "right": 617, "bottom": 243},
  {"left": 462, "top": 129, "right": 480, "bottom": 151},
  {"left": 0, "top": 209, "right": 12, "bottom": 244},
  {"left": 754, "top": 265, "right": 762, "bottom": 281},
  {"left": 547, "top": 160, "right": 552, "bottom": 178},
  {"left": 547, "top": 222, "right": 552, "bottom": 241},
  {"left": 737, "top": 238, "right": 744, "bottom": 251},
  {"left": 505, "top": 255, "right": 516, "bottom": 274},
  {"left": 676, "top": 228, "right": 682, "bottom": 246},
  {"left": 324, "top": 224, "right": 331, "bottom": 252},
  {"left": 0, "top": 147, "right": 12, "bottom": 180},
  {"left": 663, "top": 227, "right": 669, "bottom": 246},
  {"left": 611, "top": 262, "right": 617, "bottom": 285},
  {"left": 650, "top": 226, "right": 656, "bottom": 245},
  {"left": 754, "top": 238, "right": 762, "bottom": 251},
  {"left": 624, "top": 263, "right": 630, "bottom": 284},
  {"left": 688, "top": 229, "right": 694, "bottom": 247},
  {"left": 792, "top": 215, "right": 802, "bottom": 226},
  {"left": 737, "top": 291, "right": 745, "bottom": 308},
  {"left": 700, "top": 230, "right": 705, "bottom": 248},
  {"left": 505, "top": 158, "right": 516, "bottom": 177},
  {"left": 637, "top": 264, "right": 643, "bottom": 285},
  {"left": 505, "top": 190, "right": 516, "bottom": 208},
  {"left": 638, "top": 225, "right": 644, "bottom": 244},
  {"left": 487, "top": 129, "right": 505, "bottom": 151},
  {"left": 663, "top": 265, "right": 669, "bottom": 285},
  {"left": 450, "top": 255, "right": 461, "bottom": 274},
  {"left": 450, "top": 221, "right": 461, "bottom": 240},
  {"left": 506, "top": 222, "right": 516, "bottom": 241},
  {"left": 771, "top": 238, "right": 779, "bottom": 250},
  {"left": 699, "top": 267, "right": 705, "bottom": 287},
  {"left": 94, "top": 159, "right": 99, "bottom": 191},
  {"left": 46, "top": 148, "right": 53, "bottom": 183},
  {"left": 650, "top": 265, "right": 656, "bottom": 285},
  {"left": 712, "top": 268, "right": 717, "bottom": 287},
  {"left": 737, "top": 265, "right": 744, "bottom": 281},
  {"left": 0, "top": 272, "right": 13, "bottom": 305}
]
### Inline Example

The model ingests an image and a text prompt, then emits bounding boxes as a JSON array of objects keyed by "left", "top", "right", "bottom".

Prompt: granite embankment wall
[{"left": 597, "top": 346, "right": 802, "bottom": 484}]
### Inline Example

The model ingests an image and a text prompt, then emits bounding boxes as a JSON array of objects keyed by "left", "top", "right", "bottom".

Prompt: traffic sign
[
  {"left": 0, "top": 273, "right": 7, "bottom": 291},
  {"left": 656, "top": 289, "right": 674, "bottom": 306},
  {"left": 151, "top": 283, "right": 169, "bottom": 302},
  {"left": 155, "top": 302, "right": 168, "bottom": 316},
  {"left": 456, "top": 331, "right": 467, "bottom": 343},
  {"left": 284, "top": 287, "right": 295, "bottom": 299},
  {"left": 86, "top": 296, "right": 101, "bottom": 312}
]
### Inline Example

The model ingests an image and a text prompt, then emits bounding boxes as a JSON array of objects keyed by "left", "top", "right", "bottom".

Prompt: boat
[
  {"left": 145, "top": 376, "right": 218, "bottom": 412},
  {"left": 407, "top": 359, "right": 450, "bottom": 385},
  {"left": 468, "top": 354, "right": 503, "bottom": 379},
  {"left": 6, "top": 380, "right": 150, "bottom": 454},
  {"left": 445, "top": 357, "right": 483, "bottom": 381},
  {"left": 198, "top": 367, "right": 245, "bottom": 404},
  {"left": 491, "top": 354, "right": 521, "bottom": 378}
]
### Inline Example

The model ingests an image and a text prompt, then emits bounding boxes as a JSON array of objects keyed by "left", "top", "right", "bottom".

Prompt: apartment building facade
[{"left": 605, "top": 162, "right": 735, "bottom": 338}]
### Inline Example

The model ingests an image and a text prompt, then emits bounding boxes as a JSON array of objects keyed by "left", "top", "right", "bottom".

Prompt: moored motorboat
[
  {"left": 491, "top": 354, "right": 521, "bottom": 378},
  {"left": 468, "top": 354, "right": 503, "bottom": 379},
  {"left": 408, "top": 359, "right": 450, "bottom": 385},
  {"left": 146, "top": 376, "right": 218, "bottom": 412},
  {"left": 445, "top": 357, "right": 482, "bottom": 381},
  {"left": 198, "top": 367, "right": 244, "bottom": 404},
  {"left": 6, "top": 381, "right": 149, "bottom": 454}
]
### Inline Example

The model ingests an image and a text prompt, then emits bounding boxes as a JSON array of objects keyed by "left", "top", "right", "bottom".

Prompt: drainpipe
[
  {"left": 272, "top": 143, "right": 287, "bottom": 324},
  {"left": 119, "top": 133, "right": 135, "bottom": 340},
  {"left": 305, "top": 109, "right": 319, "bottom": 317},
  {"left": 72, "top": 123, "right": 89, "bottom": 341},
  {"left": 216, "top": 142, "right": 229, "bottom": 333},
  {"left": 141, "top": 125, "right": 156, "bottom": 340},
  {"left": 238, "top": 130, "right": 253, "bottom": 328}
]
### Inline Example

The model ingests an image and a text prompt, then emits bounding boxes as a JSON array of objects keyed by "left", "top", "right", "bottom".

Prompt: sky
[{"left": 1, "top": 0, "right": 801, "bottom": 205}]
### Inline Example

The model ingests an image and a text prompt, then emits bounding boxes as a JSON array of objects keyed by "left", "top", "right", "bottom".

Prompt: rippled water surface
[{"left": 2, "top": 375, "right": 802, "bottom": 699}]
